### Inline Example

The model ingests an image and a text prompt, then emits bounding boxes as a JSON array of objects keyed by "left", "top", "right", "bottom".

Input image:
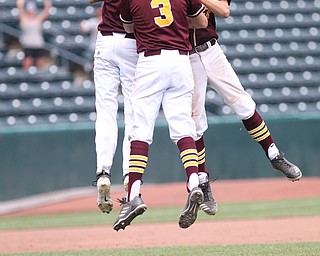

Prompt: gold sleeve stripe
[
  {"left": 130, "top": 155, "right": 148, "bottom": 161},
  {"left": 248, "top": 121, "right": 265, "bottom": 135},
  {"left": 180, "top": 149, "right": 198, "bottom": 158}
]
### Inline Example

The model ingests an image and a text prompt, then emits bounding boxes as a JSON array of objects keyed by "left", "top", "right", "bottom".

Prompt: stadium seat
[{"left": 0, "top": 0, "right": 319, "bottom": 126}]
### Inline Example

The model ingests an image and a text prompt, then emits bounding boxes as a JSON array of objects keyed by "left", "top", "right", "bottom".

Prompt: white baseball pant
[
  {"left": 189, "top": 41, "right": 256, "bottom": 140},
  {"left": 94, "top": 32, "right": 138, "bottom": 176},
  {"left": 129, "top": 50, "right": 197, "bottom": 144}
]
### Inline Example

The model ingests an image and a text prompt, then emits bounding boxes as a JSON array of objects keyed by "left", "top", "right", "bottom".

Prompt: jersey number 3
[{"left": 150, "top": 0, "right": 173, "bottom": 27}]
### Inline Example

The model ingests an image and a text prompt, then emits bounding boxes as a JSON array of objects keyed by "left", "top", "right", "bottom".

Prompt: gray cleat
[
  {"left": 113, "top": 195, "right": 147, "bottom": 231},
  {"left": 271, "top": 153, "right": 302, "bottom": 182},
  {"left": 179, "top": 187, "right": 204, "bottom": 229},
  {"left": 199, "top": 181, "right": 218, "bottom": 215}
]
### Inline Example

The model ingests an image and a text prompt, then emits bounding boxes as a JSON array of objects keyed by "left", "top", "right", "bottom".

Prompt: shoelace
[
  {"left": 209, "top": 176, "right": 219, "bottom": 184},
  {"left": 117, "top": 197, "right": 127, "bottom": 206},
  {"left": 200, "top": 176, "right": 219, "bottom": 201},
  {"left": 274, "top": 154, "right": 292, "bottom": 170},
  {"left": 200, "top": 183, "right": 210, "bottom": 201}
]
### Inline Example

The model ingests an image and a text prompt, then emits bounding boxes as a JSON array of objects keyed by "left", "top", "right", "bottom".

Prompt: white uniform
[
  {"left": 129, "top": 50, "right": 196, "bottom": 144},
  {"left": 94, "top": 32, "right": 138, "bottom": 176},
  {"left": 190, "top": 41, "right": 256, "bottom": 139}
]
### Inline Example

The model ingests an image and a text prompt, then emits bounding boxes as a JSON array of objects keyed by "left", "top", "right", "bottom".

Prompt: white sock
[
  {"left": 188, "top": 173, "right": 200, "bottom": 191},
  {"left": 198, "top": 172, "right": 208, "bottom": 184},
  {"left": 129, "top": 180, "right": 141, "bottom": 201},
  {"left": 268, "top": 143, "right": 280, "bottom": 160}
]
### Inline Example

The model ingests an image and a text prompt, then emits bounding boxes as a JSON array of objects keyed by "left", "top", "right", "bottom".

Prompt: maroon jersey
[
  {"left": 97, "top": 0, "right": 126, "bottom": 34},
  {"left": 190, "top": 0, "right": 231, "bottom": 47},
  {"left": 120, "top": 0, "right": 205, "bottom": 53}
]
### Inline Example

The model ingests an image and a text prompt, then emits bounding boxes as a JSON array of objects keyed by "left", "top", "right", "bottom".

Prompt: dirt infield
[{"left": 0, "top": 177, "right": 319, "bottom": 254}]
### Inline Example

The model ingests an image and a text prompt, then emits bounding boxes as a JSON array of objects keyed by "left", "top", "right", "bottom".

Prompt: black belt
[
  {"left": 190, "top": 38, "right": 216, "bottom": 55},
  {"left": 100, "top": 31, "right": 135, "bottom": 39},
  {"left": 144, "top": 49, "right": 188, "bottom": 57},
  {"left": 100, "top": 31, "right": 114, "bottom": 36}
]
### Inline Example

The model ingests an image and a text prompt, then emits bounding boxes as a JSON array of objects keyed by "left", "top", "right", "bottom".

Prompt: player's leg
[
  {"left": 118, "top": 36, "right": 139, "bottom": 192},
  {"left": 124, "top": 54, "right": 164, "bottom": 200},
  {"left": 112, "top": 141, "right": 148, "bottom": 231},
  {"left": 242, "top": 111, "right": 302, "bottom": 181},
  {"left": 195, "top": 136, "right": 218, "bottom": 215},
  {"left": 162, "top": 52, "right": 203, "bottom": 228},
  {"left": 190, "top": 52, "right": 209, "bottom": 139},
  {"left": 93, "top": 33, "right": 121, "bottom": 213},
  {"left": 162, "top": 53, "right": 199, "bottom": 189},
  {"left": 189, "top": 52, "right": 218, "bottom": 215},
  {"left": 113, "top": 54, "right": 163, "bottom": 230},
  {"left": 176, "top": 138, "right": 204, "bottom": 229},
  {"left": 203, "top": 42, "right": 302, "bottom": 181}
]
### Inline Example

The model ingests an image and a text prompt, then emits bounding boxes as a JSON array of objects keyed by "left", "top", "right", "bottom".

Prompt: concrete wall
[{"left": 1, "top": 114, "right": 319, "bottom": 201}]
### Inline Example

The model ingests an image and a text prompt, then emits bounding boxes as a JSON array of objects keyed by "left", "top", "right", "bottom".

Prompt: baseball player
[
  {"left": 189, "top": 0, "right": 303, "bottom": 216},
  {"left": 90, "top": 0, "right": 138, "bottom": 214},
  {"left": 113, "top": 0, "right": 208, "bottom": 231}
]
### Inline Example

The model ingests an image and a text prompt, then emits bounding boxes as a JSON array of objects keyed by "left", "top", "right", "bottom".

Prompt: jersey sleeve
[
  {"left": 119, "top": 0, "right": 133, "bottom": 24},
  {"left": 187, "top": 0, "right": 205, "bottom": 18}
]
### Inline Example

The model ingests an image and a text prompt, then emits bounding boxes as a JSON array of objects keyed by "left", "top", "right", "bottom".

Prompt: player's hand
[{"left": 204, "top": 8, "right": 211, "bottom": 19}]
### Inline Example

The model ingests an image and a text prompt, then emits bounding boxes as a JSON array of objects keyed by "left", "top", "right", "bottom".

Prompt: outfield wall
[{"left": 0, "top": 114, "right": 319, "bottom": 201}]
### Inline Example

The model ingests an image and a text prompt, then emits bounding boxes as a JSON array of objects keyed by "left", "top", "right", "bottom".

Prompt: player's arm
[
  {"left": 119, "top": 0, "right": 133, "bottom": 33},
  {"left": 188, "top": 5, "right": 208, "bottom": 29},
  {"left": 201, "top": 0, "right": 230, "bottom": 18},
  {"left": 123, "top": 23, "right": 134, "bottom": 33},
  {"left": 120, "top": 12, "right": 133, "bottom": 33}
]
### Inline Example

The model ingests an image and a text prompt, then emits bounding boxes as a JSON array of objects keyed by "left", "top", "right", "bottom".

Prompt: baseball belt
[
  {"left": 100, "top": 31, "right": 135, "bottom": 39},
  {"left": 190, "top": 38, "right": 216, "bottom": 55},
  {"left": 143, "top": 49, "right": 188, "bottom": 57}
]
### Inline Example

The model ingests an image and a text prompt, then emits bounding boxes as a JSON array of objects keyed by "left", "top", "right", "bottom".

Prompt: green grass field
[
  {"left": 0, "top": 198, "right": 319, "bottom": 256},
  {"left": 1, "top": 198, "right": 319, "bottom": 230},
  {"left": 1, "top": 243, "right": 320, "bottom": 256}
]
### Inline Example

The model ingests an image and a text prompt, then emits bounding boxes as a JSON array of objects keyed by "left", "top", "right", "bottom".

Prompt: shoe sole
[
  {"left": 179, "top": 190, "right": 204, "bottom": 229},
  {"left": 288, "top": 172, "right": 302, "bottom": 182},
  {"left": 274, "top": 169, "right": 303, "bottom": 182},
  {"left": 97, "top": 184, "right": 113, "bottom": 214},
  {"left": 113, "top": 204, "right": 147, "bottom": 231}
]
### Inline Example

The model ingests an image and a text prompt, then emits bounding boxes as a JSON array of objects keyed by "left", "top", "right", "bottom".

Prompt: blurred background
[{"left": 0, "top": 0, "right": 319, "bottom": 203}]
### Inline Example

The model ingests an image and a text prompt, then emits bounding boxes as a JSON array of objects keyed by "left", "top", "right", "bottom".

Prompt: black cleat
[
  {"left": 179, "top": 187, "right": 204, "bottom": 229},
  {"left": 199, "top": 181, "right": 218, "bottom": 215},
  {"left": 271, "top": 153, "right": 302, "bottom": 182},
  {"left": 113, "top": 195, "right": 147, "bottom": 231}
]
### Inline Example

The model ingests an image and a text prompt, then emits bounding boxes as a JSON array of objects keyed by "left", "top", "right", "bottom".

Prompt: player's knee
[{"left": 230, "top": 94, "right": 256, "bottom": 120}]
